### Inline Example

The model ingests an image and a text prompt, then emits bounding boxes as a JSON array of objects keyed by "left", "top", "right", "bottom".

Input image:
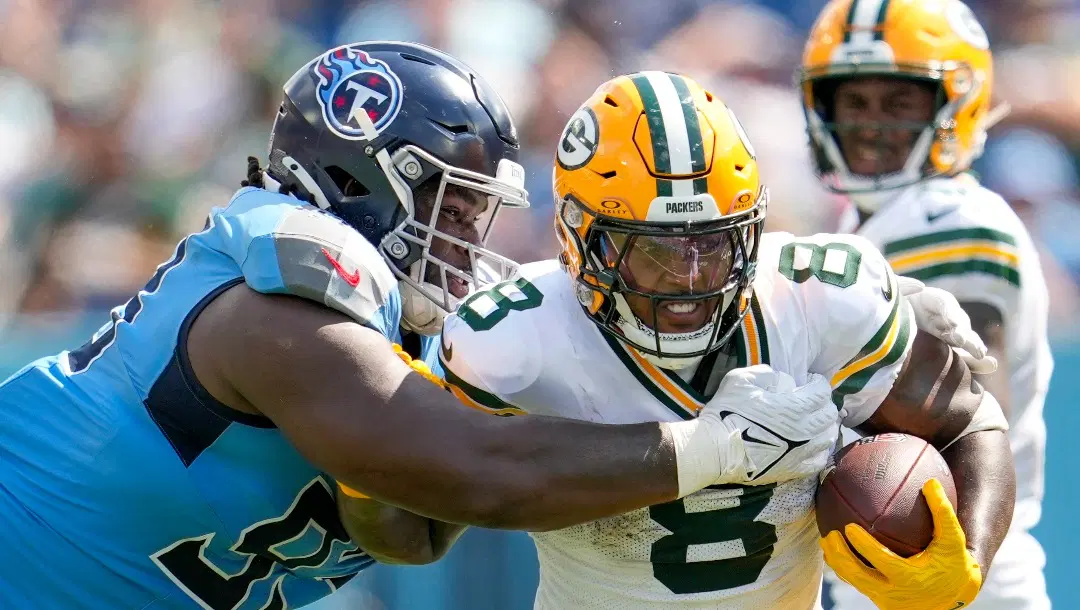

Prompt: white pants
[{"left": 824, "top": 529, "right": 1050, "bottom": 610}]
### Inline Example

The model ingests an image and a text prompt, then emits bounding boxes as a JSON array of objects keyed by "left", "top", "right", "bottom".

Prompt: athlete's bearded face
[
  {"left": 413, "top": 183, "right": 489, "bottom": 299},
  {"left": 601, "top": 231, "right": 737, "bottom": 334},
  {"left": 832, "top": 77, "right": 938, "bottom": 176}
]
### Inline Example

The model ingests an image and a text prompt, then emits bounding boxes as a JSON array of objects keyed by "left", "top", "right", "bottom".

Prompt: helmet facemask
[
  {"left": 562, "top": 188, "right": 766, "bottom": 370},
  {"left": 801, "top": 66, "right": 985, "bottom": 211},
  {"left": 378, "top": 145, "right": 528, "bottom": 335}
]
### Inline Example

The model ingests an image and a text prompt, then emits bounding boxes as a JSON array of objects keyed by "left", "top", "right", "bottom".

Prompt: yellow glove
[{"left": 820, "top": 479, "right": 982, "bottom": 610}]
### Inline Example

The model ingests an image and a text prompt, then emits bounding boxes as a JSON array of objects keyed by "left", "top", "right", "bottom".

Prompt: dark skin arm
[
  {"left": 340, "top": 304, "right": 1020, "bottom": 566},
  {"left": 856, "top": 331, "right": 1016, "bottom": 578},
  {"left": 186, "top": 283, "right": 678, "bottom": 531}
]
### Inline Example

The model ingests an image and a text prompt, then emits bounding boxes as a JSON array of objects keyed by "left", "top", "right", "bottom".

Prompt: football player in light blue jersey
[{"left": 0, "top": 41, "right": 843, "bottom": 609}]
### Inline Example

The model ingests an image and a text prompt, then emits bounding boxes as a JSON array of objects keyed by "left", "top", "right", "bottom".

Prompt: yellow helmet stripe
[
  {"left": 844, "top": 0, "right": 891, "bottom": 45},
  {"left": 630, "top": 72, "right": 706, "bottom": 198}
]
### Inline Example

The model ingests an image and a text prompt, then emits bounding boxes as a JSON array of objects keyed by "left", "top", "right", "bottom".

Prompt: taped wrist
[{"left": 663, "top": 415, "right": 744, "bottom": 498}]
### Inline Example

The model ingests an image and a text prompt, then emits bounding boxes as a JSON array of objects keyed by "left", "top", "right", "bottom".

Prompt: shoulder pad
[
  {"left": 217, "top": 190, "right": 400, "bottom": 337},
  {"left": 440, "top": 270, "right": 555, "bottom": 397},
  {"left": 885, "top": 186, "right": 1024, "bottom": 292},
  {"left": 762, "top": 232, "right": 914, "bottom": 423}
]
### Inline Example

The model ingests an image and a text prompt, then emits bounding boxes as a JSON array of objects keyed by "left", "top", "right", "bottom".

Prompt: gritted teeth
[{"left": 664, "top": 302, "right": 698, "bottom": 314}]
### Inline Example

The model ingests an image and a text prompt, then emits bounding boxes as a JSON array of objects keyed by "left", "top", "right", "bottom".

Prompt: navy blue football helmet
[{"left": 267, "top": 41, "right": 529, "bottom": 333}]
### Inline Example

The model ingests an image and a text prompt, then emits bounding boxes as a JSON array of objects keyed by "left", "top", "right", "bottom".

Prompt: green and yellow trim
[
  {"left": 629, "top": 72, "right": 708, "bottom": 198},
  {"left": 883, "top": 228, "right": 1020, "bottom": 287},
  {"left": 602, "top": 295, "right": 770, "bottom": 421},
  {"left": 831, "top": 275, "right": 912, "bottom": 407},
  {"left": 441, "top": 364, "right": 526, "bottom": 417},
  {"left": 733, "top": 294, "right": 770, "bottom": 368},
  {"left": 843, "top": 0, "right": 892, "bottom": 43}
]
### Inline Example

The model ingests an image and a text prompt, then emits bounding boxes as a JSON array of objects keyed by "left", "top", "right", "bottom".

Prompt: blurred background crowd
[
  {"left": 1, "top": 0, "right": 1078, "bottom": 608},
  {"left": 3, "top": 0, "right": 1080, "bottom": 333}
]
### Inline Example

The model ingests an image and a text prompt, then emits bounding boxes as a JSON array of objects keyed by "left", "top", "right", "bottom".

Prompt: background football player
[
  {"left": 0, "top": 42, "right": 836, "bottom": 609},
  {"left": 343, "top": 72, "right": 1014, "bottom": 609},
  {"left": 798, "top": 1, "right": 1052, "bottom": 608}
]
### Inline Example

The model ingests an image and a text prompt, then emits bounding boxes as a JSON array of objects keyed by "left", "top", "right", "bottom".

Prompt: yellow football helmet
[
  {"left": 798, "top": 0, "right": 1007, "bottom": 210},
  {"left": 553, "top": 72, "right": 766, "bottom": 368}
]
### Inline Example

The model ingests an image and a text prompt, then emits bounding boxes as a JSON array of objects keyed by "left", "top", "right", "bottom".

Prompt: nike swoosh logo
[
  {"left": 738, "top": 426, "right": 794, "bottom": 480},
  {"left": 741, "top": 427, "right": 784, "bottom": 449},
  {"left": 322, "top": 248, "right": 361, "bottom": 287},
  {"left": 927, "top": 207, "right": 960, "bottom": 223},
  {"left": 718, "top": 410, "right": 814, "bottom": 481},
  {"left": 881, "top": 278, "right": 893, "bottom": 302}
]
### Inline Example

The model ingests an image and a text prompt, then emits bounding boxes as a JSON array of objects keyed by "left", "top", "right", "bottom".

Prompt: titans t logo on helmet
[{"left": 313, "top": 46, "right": 404, "bottom": 141}]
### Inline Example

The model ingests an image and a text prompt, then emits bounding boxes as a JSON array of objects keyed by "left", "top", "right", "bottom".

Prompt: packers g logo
[{"left": 557, "top": 107, "right": 599, "bottom": 170}]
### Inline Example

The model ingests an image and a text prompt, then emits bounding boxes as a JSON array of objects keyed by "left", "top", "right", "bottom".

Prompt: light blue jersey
[{"left": 0, "top": 187, "right": 406, "bottom": 609}]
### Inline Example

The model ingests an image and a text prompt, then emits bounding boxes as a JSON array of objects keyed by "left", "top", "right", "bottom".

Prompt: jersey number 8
[
  {"left": 458, "top": 278, "right": 543, "bottom": 331},
  {"left": 650, "top": 484, "right": 777, "bottom": 593},
  {"left": 778, "top": 242, "right": 862, "bottom": 289}
]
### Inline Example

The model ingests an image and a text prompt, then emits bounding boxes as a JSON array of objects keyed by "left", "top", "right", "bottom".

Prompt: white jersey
[
  {"left": 440, "top": 232, "right": 916, "bottom": 609},
  {"left": 847, "top": 175, "right": 1051, "bottom": 532}
]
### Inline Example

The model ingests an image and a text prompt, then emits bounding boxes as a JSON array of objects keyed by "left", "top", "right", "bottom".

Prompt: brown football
[{"left": 816, "top": 432, "right": 957, "bottom": 557}]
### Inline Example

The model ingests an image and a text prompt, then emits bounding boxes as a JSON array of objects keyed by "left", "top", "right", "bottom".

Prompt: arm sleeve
[{"left": 217, "top": 190, "right": 402, "bottom": 339}]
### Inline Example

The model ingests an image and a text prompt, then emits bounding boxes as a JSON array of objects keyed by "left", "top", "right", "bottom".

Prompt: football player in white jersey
[
  {"left": 340, "top": 72, "right": 1011, "bottom": 609},
  {"left": 798, "top": 1, "right": 1052, "bottom": 608}
]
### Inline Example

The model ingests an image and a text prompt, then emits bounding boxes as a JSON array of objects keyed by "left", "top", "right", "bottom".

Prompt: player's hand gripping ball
[{"left": 817, "top": 434, "right": 981, "bottom": 610}]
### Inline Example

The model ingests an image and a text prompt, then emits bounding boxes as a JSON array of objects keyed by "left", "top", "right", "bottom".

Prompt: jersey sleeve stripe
[
  {"left": 882, "top": 227, "right": 1018, "bottom": 256},
  {"left": 832, "top": 303, "right": 912, "bottom": 406},
  {"left": 441, "top": 365, "right": 526, "bottom": 417},
  {"left": 887, "top": 242, "right": 1019, "bottom": 272},
  {"left": 830, "top": 278, "right": 902, "bottom": 388},
  {"left": 892, "top": 260, "right": 1021, "bottom": 287}
]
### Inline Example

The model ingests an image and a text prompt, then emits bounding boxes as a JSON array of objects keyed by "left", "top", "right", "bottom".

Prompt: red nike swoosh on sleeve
[{"left": 321, "top": 248, "right": 361, "bottom": 287}]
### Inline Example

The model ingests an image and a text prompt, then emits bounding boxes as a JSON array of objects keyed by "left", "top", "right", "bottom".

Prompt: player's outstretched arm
[
  {"left": 186, "top": 283, "right": 679, "bottom": 531},
  {"left": 856, "top": 330, "right": 1015, "bottom": 579}
]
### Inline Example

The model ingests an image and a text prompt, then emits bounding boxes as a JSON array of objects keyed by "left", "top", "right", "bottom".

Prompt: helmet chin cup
[{"left": 400, "top": 279, "right": 453, "bottom": 336}]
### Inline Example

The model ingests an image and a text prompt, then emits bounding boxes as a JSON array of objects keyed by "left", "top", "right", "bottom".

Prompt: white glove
[
  {"left": 665, "top": 365, "right": 839, "bottom": 495},
  {"left": 896, "top": 276, "right": 998, "bottom": 375}
]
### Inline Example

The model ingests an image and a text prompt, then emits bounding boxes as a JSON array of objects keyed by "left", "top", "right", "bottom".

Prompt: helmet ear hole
[{"left": 324, "top": 165, "right": 371, "bottom": 197}]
